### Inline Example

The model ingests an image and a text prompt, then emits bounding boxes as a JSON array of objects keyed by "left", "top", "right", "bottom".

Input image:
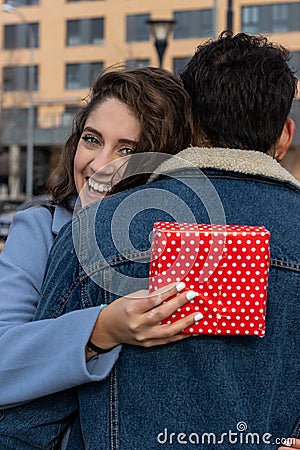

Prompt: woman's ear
[{"left": 275, "top": 118, "right": 295, "bottom": 161}]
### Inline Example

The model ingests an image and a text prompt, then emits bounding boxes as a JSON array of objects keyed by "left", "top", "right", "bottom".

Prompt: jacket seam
[
  {"left": 270, "top": 258, "right": 300, "bottom": 272},
  {"left": 291, "top": 418, "right": 300, "bottom": 439},
  {"left": 79, "top": 253, "right": 300, "bottom": 279},
  {"left": 81, "top": 251, "right": 151, "bottom": 279},
  {"left": 39, "top": 278, "right": 82, "bottom": 319},
  {"left": 166, "top": 170, "right": 300, "bottom": 193}
]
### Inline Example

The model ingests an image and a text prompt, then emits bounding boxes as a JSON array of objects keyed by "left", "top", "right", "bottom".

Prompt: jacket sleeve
[{"left": 0, "top": 207, "right": 120, "bottom": 408}]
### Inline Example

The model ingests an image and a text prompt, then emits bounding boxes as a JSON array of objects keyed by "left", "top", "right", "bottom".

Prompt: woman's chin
[{"left": 80, "top": 190, "right": 106, "bottom": 208}]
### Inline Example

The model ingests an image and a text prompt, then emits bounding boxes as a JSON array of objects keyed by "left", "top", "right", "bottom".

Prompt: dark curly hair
[
  {"left": 48, "top": 66, "right": 192, "bottom": 210},
  {"left": 180, "top": 31, "right": 297, "bottom": 154}
]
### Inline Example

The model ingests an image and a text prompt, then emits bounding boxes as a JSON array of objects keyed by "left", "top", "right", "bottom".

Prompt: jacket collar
[
  {"left": 148, "top": 147, "right": 300, "bottom": 190},
  {"left": 52, "top": 205, "right": 72, "bottom": 235}
]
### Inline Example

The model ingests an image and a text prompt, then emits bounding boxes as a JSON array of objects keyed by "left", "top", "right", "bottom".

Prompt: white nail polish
[
  {"left": 194, "top": 312, "right": 204, "bottom": 322},
  {"left": 186, "top": 290, "right": 198, "bottom": 301},
  {"left": 176, "top": 282, "right": 186, "bottom": 292}
]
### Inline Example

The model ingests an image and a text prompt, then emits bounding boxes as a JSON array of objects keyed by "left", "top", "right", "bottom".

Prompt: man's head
[{"left": 180, "top": 31, "right": 297, "bottom": 158}]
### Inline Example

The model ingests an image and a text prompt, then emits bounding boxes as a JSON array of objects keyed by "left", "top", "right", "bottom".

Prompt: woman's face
[{"left": 74, "top": 98, "right": 141, "bottom": 207}]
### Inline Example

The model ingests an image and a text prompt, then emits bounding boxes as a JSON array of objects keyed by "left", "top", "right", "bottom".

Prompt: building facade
[{"left": 0, "top": 0, "right": 300, "bottom": 197}]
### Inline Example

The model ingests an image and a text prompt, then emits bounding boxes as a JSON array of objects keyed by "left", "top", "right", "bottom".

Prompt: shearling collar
[{"left": 148, "top": 147, "right": 300, "bottom": 190}]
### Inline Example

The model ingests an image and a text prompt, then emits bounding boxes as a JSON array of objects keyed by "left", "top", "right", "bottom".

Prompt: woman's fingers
[
  {"left": 145, "top": 289, "right": 200, "bottom": 324},
  {"left": 132, "top": 296, "right": 203, "bottom": 345},
  {"left": 125, "top": 282, "right": 186, "bottom": 314},
  {"left": 148, "top": 311, "right": 201, "bottom": 341},
  {"left": 122, "top": 282, "right": 203, "bottom": 342},
  {"left": 137, "top": 333, "right": 191, "bottom": 347},
  {"left": 95, "top": 282, "right": 204, "bottom": 348},
  {"left": 126, "top": 282, "right": 201, "bottom": 324}
]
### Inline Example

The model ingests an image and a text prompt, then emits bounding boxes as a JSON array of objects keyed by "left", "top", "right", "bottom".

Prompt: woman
[{"left": 0, "top": 66, "right": 201, "bottom": 449}]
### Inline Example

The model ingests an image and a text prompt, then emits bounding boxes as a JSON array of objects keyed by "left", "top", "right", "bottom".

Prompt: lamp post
[
  {"left": 227, "top": 0, "right": 233, "bottom": 31},
  {"left": 2, "top": 3, "right": 35, "bottom": 199},
  {"left": 212, "top": 0, "right": 217, "bottom": 38},
  {"left": 146, "top": 19, "right": 175, "bottom": 68}
]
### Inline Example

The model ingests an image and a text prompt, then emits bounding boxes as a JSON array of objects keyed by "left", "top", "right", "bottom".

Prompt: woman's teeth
[{"left": 88, "top": 178, "right": 110, "bottom": 194}]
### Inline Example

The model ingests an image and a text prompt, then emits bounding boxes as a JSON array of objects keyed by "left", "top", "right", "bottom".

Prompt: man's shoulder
[{"left": 77, "top": 180, "right": 171, "bottom": 218}]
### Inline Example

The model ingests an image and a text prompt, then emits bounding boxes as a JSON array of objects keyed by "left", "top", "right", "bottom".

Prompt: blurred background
[{"left": 0, "top": 0, "right": 299, "bottom": 210}]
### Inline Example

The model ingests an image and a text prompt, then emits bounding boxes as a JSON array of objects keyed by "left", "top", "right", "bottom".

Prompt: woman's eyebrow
[
  {"left": 82, "top": 127, "right": 138, "bottom": 146},
  {"left": 118, "top": 138, "right": 138, "bottom": 146},
  {"left": 82, "top": 126, "right": 100, "bottom": 135}
]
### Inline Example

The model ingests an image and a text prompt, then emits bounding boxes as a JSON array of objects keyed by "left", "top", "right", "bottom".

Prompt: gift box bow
[{"left": 149, "top": 222, "right": 271, "bottom": 336}]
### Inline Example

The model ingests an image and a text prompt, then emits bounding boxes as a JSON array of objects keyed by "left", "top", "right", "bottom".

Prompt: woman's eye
[
  {"left": 82, "top": 134, "right": 100, "bottom": 145},
  {"left": 120, "top": 147, "right": 134, "bottom": 156}
]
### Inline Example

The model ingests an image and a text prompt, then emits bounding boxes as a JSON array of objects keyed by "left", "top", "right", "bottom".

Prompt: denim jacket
[{"left": 6, "top": 147, "right": 300, "bottom": 450}]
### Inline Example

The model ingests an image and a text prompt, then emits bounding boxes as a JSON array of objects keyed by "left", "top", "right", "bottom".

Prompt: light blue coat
[{"left": 0, "top": 205, "right": 120, "bottom": 408}]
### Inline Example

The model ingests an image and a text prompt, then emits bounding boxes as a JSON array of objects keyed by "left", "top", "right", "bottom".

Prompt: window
[
  {"left": 61, "top": 106, "right": 80, "bottom": 127},
  {"left": 290, "top": 51, "right": 300, "bottom": 79},
  {"left": 4, "top": 23, "right": 39, "bottom": 50},
  {"left": 66, "top": 18, "right": 104, "bottom": 46},
  {"left": 126, "top": 14, "right": 150, "bottom": 42},
  {"left": 242, "top": 3, "right": 300, "bottom": 34},
  {"left": 3, "top": 65, "right": 39, "bottom": 91},
  {"left": 125, "top": 59, "right": 149, "bottom": 68},
  {"left": 242, "top": 6, "right": 259, "bottom": 33},
  {"left": 67, "top": 21, "right": 80, "bottom": 46},
  {"left": 173, "top": 10, "right": 213, "bottom": 39},
  {"left": 272, "top": 4, "right": 289, "bottom": 32},
  {"left": 2, "top": 107, "right": 38, "bottom": 128},
  {"left": 66, "top": 62, "right": 103, "bottom": 89},
  {"left": 5, "top": 0, "right": 39, "bottom": 5},
  {"left": 65, "top": 105, "right": 81, "bottom": 116},
  {"left": 173, "top": 57, "right": 191, "bottom": 76}
]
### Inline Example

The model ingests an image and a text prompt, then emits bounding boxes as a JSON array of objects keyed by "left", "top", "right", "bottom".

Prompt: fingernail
[
  {"left": 176, "top": 282, "right": 186, "bottom": 292},
  {"left": 186, "top": 290, "right": 198, "bottom": 301},
  {"left": 194, "top": 312, "right": 204, "bottom": 322}
]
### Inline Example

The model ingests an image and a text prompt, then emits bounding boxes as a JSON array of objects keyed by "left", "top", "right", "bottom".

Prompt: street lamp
[
  {"left": 146, "top": 19, "right": 175, "bottom": 68},
  {"left": 227, "top": 0, "right": 234, "bottom": 31},
  {"left": 2, "top": 3, "right": 35, "bottom": 199}
]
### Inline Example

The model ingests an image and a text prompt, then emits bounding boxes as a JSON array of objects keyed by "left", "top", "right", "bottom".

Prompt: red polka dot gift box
[{"left": 149, "top": 222, "right": 271, "bottom": 337}]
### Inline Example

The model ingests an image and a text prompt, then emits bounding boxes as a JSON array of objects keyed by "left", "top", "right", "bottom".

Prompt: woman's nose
[{"left": 90, "top": 150, "right": 117, "bottom": 176}]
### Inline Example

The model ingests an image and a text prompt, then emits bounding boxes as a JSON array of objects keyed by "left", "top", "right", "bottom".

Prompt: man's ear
[{"left": 275, "top": 118, "right": 295, "bottom": 161}]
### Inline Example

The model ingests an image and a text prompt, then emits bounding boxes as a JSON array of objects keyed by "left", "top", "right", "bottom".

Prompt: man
[{"left": 36, "top": 32, "right": 300, "bottom": 448}]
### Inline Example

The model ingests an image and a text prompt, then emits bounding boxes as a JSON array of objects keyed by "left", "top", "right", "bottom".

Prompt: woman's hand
[
  {"left": 86, "top": 282, "right": 202, "bottom": 359},
  {"left": 278, "top": 438, "right": 300, "bottom": 449}
]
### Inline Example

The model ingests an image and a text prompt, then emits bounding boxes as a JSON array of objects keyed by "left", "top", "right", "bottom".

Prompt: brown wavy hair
[{"left": 47, "top": 66, "right": 192, "bottom": 210}]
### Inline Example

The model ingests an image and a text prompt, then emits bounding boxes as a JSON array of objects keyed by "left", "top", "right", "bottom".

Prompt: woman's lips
[{"left": 88, "top": 177, "right": 111, "bottom": 194}]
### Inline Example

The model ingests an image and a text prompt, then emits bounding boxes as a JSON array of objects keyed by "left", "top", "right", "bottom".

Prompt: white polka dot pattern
[{"left": 149, "top": 222, "right": 270, "bottom": 337}]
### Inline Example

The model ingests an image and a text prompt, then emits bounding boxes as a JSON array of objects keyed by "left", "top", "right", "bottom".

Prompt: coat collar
[
  {"left": 148, "top": 147, "right": 300, "bottom": 190},
  {"left": 52, "top": 205, "right": 72, "bottom": 235}
]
